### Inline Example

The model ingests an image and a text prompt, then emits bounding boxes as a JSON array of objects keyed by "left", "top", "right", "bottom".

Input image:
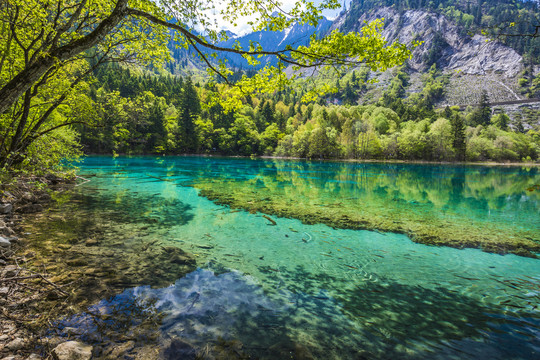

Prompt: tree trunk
[{"left": 0, "top": 0, "right": 129, "bottom": 115}]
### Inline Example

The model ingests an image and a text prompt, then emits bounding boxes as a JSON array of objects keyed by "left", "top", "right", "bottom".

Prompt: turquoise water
[{"left": 49, "top": 156, "right": 539, "bottom": 359}]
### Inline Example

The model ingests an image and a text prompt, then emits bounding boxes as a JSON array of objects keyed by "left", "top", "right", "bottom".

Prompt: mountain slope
[
  {"left": 217, "top": 17, "right": 332, "bottom": 69},
  {"left": 331, "top": 6, "right": 526, "bottom": 77},
  {"left": 327, "top": 1, "right": 540, "bottom": 108}
]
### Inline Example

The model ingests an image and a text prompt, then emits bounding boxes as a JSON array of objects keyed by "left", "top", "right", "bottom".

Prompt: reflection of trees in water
[
  {"left": 191, "top": 159, "right": 540, "bottom": 254},
  {"left": 73, "top": 188, "right": 194, "bottom": 227},
  {"left": 189, "top": 158, "right": 540, "bottom": 218},
  {"left": 87, "top": 156, "right": 540, "bottom": 216}
]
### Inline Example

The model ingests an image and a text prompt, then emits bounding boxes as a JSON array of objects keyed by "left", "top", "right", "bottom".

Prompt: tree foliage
[{"left": 0, "top": 0, "right": 417, "bottom": 172}]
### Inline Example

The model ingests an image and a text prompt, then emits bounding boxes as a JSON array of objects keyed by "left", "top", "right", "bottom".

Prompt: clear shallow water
[{"left": 42, "top": 157, "right": 540, "bottom": 358}]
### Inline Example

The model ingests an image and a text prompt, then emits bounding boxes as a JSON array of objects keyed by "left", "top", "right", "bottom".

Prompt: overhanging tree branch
[{"left": 0, "top": 0, "right": 130, "bottom": 115}]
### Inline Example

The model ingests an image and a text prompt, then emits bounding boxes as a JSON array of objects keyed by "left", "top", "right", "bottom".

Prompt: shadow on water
[
  {"left": 339, "top": 281, "right": 540, "bottom": 359},
  {"left": 51, "top": 265, "right": 539, "bottom": 360}
]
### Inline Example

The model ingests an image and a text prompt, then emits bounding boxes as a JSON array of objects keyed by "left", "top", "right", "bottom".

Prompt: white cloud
[{"left": 202, "top": 0, "right": 347, "bottom": 36}]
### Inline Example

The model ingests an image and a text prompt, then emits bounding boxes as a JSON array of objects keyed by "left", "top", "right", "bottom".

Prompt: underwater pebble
[
  {"left": 52, "top": 341, "right": 92, "bottom": 360},
  {"left": 5, "top": 337, "right": 26, "bottom": 351}
]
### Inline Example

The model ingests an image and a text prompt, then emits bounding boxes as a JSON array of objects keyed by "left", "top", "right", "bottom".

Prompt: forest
[{"left": 76, "top": 63, "right": 540, "bottom": 163}]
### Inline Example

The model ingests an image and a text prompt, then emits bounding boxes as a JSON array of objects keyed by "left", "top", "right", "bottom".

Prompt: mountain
[
  {"left": 166, "top": 16, "right": 332, "bottom": 73},
  {"left": 332, "top": 6, "right": 524, "bottom": 77},
  {"left": 326, "top": 0, "right": 540, "bottom": 108},
  {"left": 167, "top": 0, "right": 539, "bottom": 110},
  {"left": 216, "top": 16, "right": 333, "bottom": 69}
]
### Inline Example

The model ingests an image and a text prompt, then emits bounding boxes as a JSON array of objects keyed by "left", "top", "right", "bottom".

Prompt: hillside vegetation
[{"left": 78, "top": 64, "right": 540, "bottom": 163}]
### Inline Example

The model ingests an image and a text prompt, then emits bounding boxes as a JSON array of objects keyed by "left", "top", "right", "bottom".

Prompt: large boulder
[{"left": 52, "top": 341, "right": 92, "bottom": 360}]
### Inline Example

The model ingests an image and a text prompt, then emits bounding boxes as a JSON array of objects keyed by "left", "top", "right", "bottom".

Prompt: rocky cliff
[{"left": 331, "top": 7, "right": 525, "bottom": 78}]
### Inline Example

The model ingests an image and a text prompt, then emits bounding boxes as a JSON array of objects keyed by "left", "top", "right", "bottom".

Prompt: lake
[{"left": 25, "top": 156, "right": 539, "bottom": 359}]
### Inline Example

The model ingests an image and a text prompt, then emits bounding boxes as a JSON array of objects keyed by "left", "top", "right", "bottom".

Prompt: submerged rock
[
  {"left": 16, "top": 204, "right": 43, "bottom": 214},
  {"left": 52, "top": 341, "right": 92, "bottom": 360},
  {"left": 5, "top": 337, "right": 27, "bottom": 351},
  {"left": 106, "top": 340, "right": 135, "bottom": 358},
  {"left": 163, "top": 339, "right": 197, "bottom": 360}
]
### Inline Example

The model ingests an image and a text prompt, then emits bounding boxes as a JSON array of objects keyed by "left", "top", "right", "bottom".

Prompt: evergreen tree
[
  {"left": 444, "top": 106, "right": 453, "bottom": 119},
  {"left": 451, "top": 113, "right": 466, "bottom": 161},
  {"left": 177, "top": 77, "right": 201, "bottom": 152},
  {"left": 471, "top": 90, "right": 491, "bottom": 126},
  {"left": 261, "top": 102, "right": 275, "bottom": 132},
  {"left": 288, "top": 103, "right": 296, "bottom": 118},
  {"left": 515, "top": 119, "right": 525, "bottom": 134},
  {"left": 343, "top": 81, "right": 356, "bottom": 105},
  {"left": 147, "top": 101, "right": 166, "bottom": 152},
  {"left": 491, "top": 110, "right": 510, "bottom": 130}
]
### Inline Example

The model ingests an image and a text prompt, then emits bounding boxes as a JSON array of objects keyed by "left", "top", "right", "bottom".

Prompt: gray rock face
[
  {"left": 52, "top": 341, "right": 93, "bottom": 360},
  {"left": 332, "top": 7, "right": 524, "bottom": 77}
]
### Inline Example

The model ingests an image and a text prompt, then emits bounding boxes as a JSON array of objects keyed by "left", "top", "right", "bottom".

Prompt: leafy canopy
[
  {"left": 0, "top": 0, "right": 415, "bottom": 114},
  {"left": 0, "top": 0, "right": 415, "bottom": 171}
]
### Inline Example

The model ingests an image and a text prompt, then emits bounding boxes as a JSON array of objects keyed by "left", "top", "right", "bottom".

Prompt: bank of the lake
[{"left": 0, "top": 174, "right": 81, "bottom": 359}]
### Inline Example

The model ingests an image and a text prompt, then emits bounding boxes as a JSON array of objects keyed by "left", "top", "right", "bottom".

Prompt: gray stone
[
  {"left": 3, "top": 265, "right": 19, "bottom": 277},
  {"left": 26, "top": 354, "right": 42, "bottom": 360},
  {"left": 21, "top": 193, "right": 34, "bottom": 203},
  {"left": 0, "top": 287, "right": 9, "bottom": 297},
  {"left": 52, "top": 341, "right": 92, "bottom": 360},
  {"left": 0, "top": 203, "right": 12, "bottom": 214},
  {"left": 6, "top": 337, "right": 27, "bottom": 351},
  {"left": 0, "top": 236, "right": 11, "bottom": 249}
]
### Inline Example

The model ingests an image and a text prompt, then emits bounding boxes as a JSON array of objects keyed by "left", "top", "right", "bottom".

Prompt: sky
[{"left": 207, "top": 0, "right": 351, "bottom": 35}]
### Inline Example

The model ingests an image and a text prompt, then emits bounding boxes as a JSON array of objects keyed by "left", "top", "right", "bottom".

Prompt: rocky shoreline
[
  {"left": 0, "top": 174, "right": 95, "bottom": 360},
  {"left": 0, "top": 174, "right": 204, "bottom": 360}
]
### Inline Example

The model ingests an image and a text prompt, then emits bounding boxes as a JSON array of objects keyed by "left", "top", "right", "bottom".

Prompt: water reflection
[
  {"left": 27, "top": 156, "right": 540, "bottom": 359},
  {"left": 182, "top": 158, "right": 540, "bottom": 255},
  {"left": 53, "top": 268, "right": 539, "bottom": 360}
]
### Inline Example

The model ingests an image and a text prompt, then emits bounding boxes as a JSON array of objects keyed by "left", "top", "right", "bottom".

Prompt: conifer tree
[
  {"left": 451, "top": 113, "right": 466, "bottom": 161},
  {"left": 147, "top": 101, "right": 166, "bottom": 152},
  {"left": 177, "top": 77, "right": 200, "bottom": 152}
]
